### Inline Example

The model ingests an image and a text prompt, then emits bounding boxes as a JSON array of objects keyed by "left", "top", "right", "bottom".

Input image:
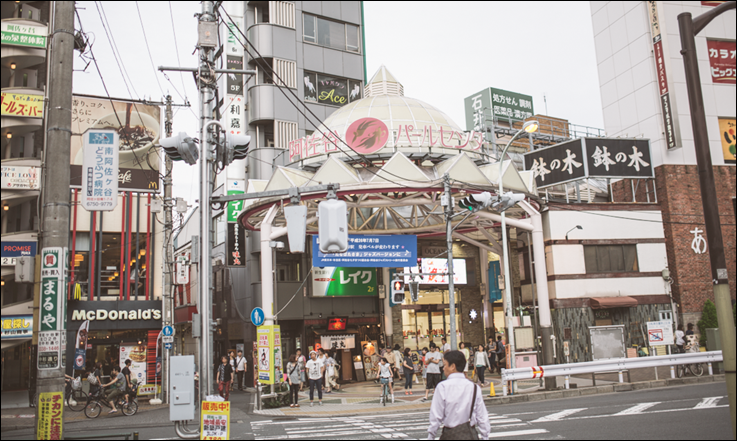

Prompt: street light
[
  {"left": 498, "top": 120, "right": 538, "bottom": 388},
  {"left": 565, "top": 225, "right": 583, "bottom": 240}
]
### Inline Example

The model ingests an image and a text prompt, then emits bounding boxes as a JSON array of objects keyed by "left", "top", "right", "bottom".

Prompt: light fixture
[
  {"left": 1, "top": 280, "right": 4, "bottom": 286},
  {"left": 137, "top": 340, "right": 142, "bottom": 345},
  {"left": 3, "top": 205, "right": 8, "bottom": 211},
  {"left": 523, "top": 120, "right": 539, "bottom": 133},
  {"left": 9, "top": 62, "right": 16, "bottom": 70},
  {"left": 565, "top": 225, "right": 583, "bottom": 240},
  {"left": 6, "top": 132, "right": 12, "bottom": 139}
]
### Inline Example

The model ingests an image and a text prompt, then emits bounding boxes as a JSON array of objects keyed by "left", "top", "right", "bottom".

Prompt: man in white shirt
[
  {"left": 305, "top": 350, "right": 325, "bottom": 407},
  {"left": 427, "top": 350, "right": 490, "bottom": 440},
  {"left": 441, "top": 338, "right": 451, "bottom": 353},
  {"left": 421, "top": 344, "right": 442, "bottom": 402},
  {"left": 235, "top": 350, "right": 247, "bottom": 391}
]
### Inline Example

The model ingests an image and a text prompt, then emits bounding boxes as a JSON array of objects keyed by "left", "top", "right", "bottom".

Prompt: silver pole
[{"left": 444, "top": 175, "right": 458, "bottom": 351}]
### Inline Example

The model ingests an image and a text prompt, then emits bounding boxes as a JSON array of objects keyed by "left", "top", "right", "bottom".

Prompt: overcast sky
[{"left": 72, "top": 1, "right": 603, "bottom": 205}]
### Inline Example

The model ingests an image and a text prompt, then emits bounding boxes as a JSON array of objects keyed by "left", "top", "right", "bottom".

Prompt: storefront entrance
[
  {"left": 400, "top": 290, "right": 462, "bottom": 350},
  {"left": 1, "top": 342, "right": 30, "bottom": 392}
]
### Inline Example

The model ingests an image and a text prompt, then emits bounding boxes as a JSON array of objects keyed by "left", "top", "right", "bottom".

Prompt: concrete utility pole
[
  {"left": 678, "top": 3, "right": 736, "bottom": 437},
  {"left": 35, "top": 1, "right": 74, "bottom": 438},
  {"left": 443, "top": 175, "right": 458, "bottom": 351},
  {"left": 162, "top": 94, "right": 174, "bottom": 403}
]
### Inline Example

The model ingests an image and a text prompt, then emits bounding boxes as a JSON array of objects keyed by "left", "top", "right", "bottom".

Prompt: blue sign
[
  {"left": 1, "top": 241, "right": 37, "bottom": 258},
  {"left": 73, "top": 348, "right": 86, "bottom": 370},
  {"left": 1, "top": 315, "right": 33, "bottom": 339},
  {"left": 251, "top": 307, "right": 265, "bottom": 326},
  {"left": 164, "top": 342, "right": 172, "bottom": 350},
  {"left": 312, "top": 235, "right": 417, "bottom": 268},
  {"left": 162, "top": 325, "right": 174, "bottom": 337}
]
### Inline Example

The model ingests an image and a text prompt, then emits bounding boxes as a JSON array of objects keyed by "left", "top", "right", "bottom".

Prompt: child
[{"left": 378, "top": 357, "right": 394, "bottom": 404}]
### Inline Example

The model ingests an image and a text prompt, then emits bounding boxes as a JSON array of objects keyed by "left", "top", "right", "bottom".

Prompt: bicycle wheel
[
  {"left": 121, "top": 399, "right": 138, "bottom": 416},
  {"left": 676, "top": 364, "right": 684, "bottom": 378},
  {"left": 383, "top": 384, "right": 388, "bottom": 407},
  {"left": 84, "top": 401, "right": 102, "bottom": 419},
  {"left": 691, "top": 363, "right": 704, "bottom": 377},
  {"left": 67, "top": 390, "right": 88, "bottom": 412}
]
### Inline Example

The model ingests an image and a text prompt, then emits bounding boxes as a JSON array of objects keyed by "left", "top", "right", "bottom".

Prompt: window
[
  {"left": 303, "top": 72, "right": 362, "bottom": 107},
  {"left": 303, "top": 14, "right": 360, "bottom": 52},
  {"left": 584, "top": 245, "right": 638, "bottom": 273}
]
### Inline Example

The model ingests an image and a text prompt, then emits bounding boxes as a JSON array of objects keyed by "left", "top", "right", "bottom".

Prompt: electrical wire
[
  {"left": 135, "top": 1, "right": 165, "bottom": 97},
  {"left": 168, "top": 1, "right": 189, "bottom": 103},
  {"left": 547, "top": 201, "right": 736, "bottom": 226},
  {"left": 95, "top": 2, "right": 138, "bottom": 99}
]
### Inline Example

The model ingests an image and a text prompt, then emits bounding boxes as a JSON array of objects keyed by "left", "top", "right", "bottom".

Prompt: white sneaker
[
  {"left": 380, "top": 397, "right": 384, "bottom": 403},
  {"left": 310, "top": 402, "right": 314, "bottom": 407},
  {"left": 391, "top": 394, "right": 395, "bottom": 404}
]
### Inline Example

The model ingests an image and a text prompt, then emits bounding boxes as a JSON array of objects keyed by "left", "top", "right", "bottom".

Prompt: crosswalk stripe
[
  {"left": 531, "top": 408, "right": 586, "bottom": 423},
  {"left": 694, "top": 397, "right": 723, "bottom": 409},
  {"left": 614, "top": 402, "right": 660, "bottom": 415},
  {"left": 487, "top": 429, "right": 548, "bottom": 438}
]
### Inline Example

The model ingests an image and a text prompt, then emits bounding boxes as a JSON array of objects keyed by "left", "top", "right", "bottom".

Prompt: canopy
[{"left": 590, "top": 296, "right": 638, "bottom": 309}]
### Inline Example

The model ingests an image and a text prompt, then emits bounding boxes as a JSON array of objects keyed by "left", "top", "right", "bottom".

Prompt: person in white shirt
[
  {"left": 441, "top": 338, "right": 451, "bottom": 354},
  {"left": 421, "top": 344, "right": 442, "bottom": 402},
  {"left": 305, "top": 350, "right": 325, "bottom": 407},
  {"left": 675, "top": 324, "right": 685, "bottom": 353},
  {"left": 427, "top": 350, "right": 490, "bottom": 440},
  {"left": 378, "top": 357, "right": 395, "bottom": 403},
  {"left": 235, "top": 350, "right": 247, "bottom": 391}
]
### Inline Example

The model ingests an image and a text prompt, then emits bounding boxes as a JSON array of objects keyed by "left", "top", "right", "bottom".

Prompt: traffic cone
[{"left": 489, "top": 381, "right": 496, "bottom": 397}]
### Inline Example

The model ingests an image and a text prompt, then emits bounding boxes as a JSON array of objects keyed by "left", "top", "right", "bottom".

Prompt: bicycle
[
  {"left": 31, "top": 380, "right": 89, "bottom": 411},
  {"left": 84, "top": 386, "right": 139, "bottom": 418},
  {"left": 380, "top": 378, "right": 390, "bottom": 406},
  {"left": 677, "top": 362, "right": 704, "bottom": 378}
]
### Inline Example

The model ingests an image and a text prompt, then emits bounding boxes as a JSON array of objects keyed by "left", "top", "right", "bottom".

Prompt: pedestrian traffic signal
[
  {"left": 458, "top": 192, "right": 495, "bottom": 212},
  {"left": 160, "top": 132, "right": 199, "bottom": 165},
  {"left": 392, "top": 279, "right": 405, "bottom": 304},
  {"left": 318, "top": 199, "right": 348, "bottom": 253}
]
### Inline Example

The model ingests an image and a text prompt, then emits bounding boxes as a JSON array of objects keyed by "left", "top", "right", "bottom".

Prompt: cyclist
[
  {"left": 100, "top": 366, "right": 126, "bottom": 414},
  {"left": 675, "top": 324, "right": 685, "bottom": 353},
  {"left": 378, "top": 357, "right": 394, "bottom": 403}
]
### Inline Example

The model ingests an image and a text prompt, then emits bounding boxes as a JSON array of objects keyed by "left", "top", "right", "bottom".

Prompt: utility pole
[
  {"left": 678, "top": 3, "right": 736, "bottom": 437},
  {"left": 442, "top": 175, "right": 458, "bottom": 351},
  {"left": 35, "top": 1, "right": 74, "bottom": 439},
  {"left": 162, "top": 95, "right": 174, "bottom": 404}
]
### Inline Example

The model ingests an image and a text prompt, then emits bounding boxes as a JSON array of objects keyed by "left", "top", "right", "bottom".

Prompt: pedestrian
[
  {"left": 675, "top": 324, "right": 685, "bottom": 353},
  {"left": 427, "top": 350, "right": 490, "bottom": 440},
  {"left": 392, "top": 344, "right": 403, "bottom": 380},
  {"left": 286, "top": 354, "right": 301, "bottom": 408},
  {"left": 420, "top": 347, "right": 429, "bottom": 384},
  {"left": 685, "top": 323, "right": 695, "bottom": 336},
  {"left": 474, "top": 344, "right": 491, "bottom": 387},
  {"left": 496, "top": 336, "right": 505, "bottom": 373},
  {"left": 402, "top": 348, "right": 415, "bottom": 395},
  {"left": 378, "top": 357, "right": 395, "bottom": 403},
  {"left": 441, "top": 338, "right": 450, "bottom": 354},
  {"left": 216, "top": 355, "right": 233, "bottom": 401},
  {"left": 487, "top": 336, "right": 497, "bottom": 374},
  {"left": 235, "top": 350, "right": 247, "bottom": 391},
  {"left": 421, "top": 344, "right": 442, "bottom": 402},
  {"left": 228, "top": 352, "right": 236, "bottom": 391},
  {"left": 317, "top": 348, "right": 327, "bottom": 390},
  {"left": 296, "top": 349, "right": 306, "bottom": 391},
  {"left": 305, "top": 350, "right": 324, "bottom": 407},
  {"left": 459, "top": 342, "right": 470, "bottom": 378},
  {"left": 325, "top": 351, "right": 340, "bottom": 393},
  {"left": 120, "top": 359, "right": 133, "bottom": 405},
  {"left": 385, "top": 346, "right": 397, "bottom": 379}
]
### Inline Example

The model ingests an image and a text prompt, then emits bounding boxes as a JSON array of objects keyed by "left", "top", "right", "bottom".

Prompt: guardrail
[{"left": 500, "top": 350, "right": 723, "bottom": 396}]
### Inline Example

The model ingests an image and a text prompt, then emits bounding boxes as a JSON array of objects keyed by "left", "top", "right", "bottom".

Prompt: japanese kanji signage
[
  {"left": 313, "top": 234, "right": 417, "bottom": 268},
  {"left": 312, "top": 267, "right": 378, "bottom": 297},
  {"left": 226, "top": 223, "right": 245, "bottom": 267},
  {"left": 38, "top": 247, "right": 66, "bottom": 370},
  {"left": 257, "top": 325, "right": 281, "bottom": 385},
  {"left": 1, "top": 20, "right": 47, "bottom": 49},
  {"left": 1, "top": 165, "right": 40, "bottom": 190},
  {"left": 37, "top": 391, "right": 63, "bottom": 440},
  {"left": 706, "top": 39, "right": 736, "bottom": 84},
  {"left": 718, "top": 118, "right": 736, "bottom": 164},
  {"left": 647, "top": 0, "right": 680, "bottom": 150},
  {"left": 200, "top": 401, "right": 230, "bottom": 440},
  {"left": 464, "top": 87, "right": 534, "bottom": 131},
  {"left": 1, "top": 315, "right": 33, "bottom": 340},
  {"left": 81, "top": 130, "right": 119, "bottom": 211},
  {"left": 1, "top": 91, "right": 44, "bottom": 118},
  {"left": 226, "top": 56, "right": 244, "bottom": 95},
  {"left": 320, "top": 334, "right": 356, "bottom": 350},
  {"left": 524, "top": 138, "right": 653, "bottom": 189},
  {"left": 70, "top": 96, "right": 161, "bottom": 192},
  {"left": 226, "top": 190, "right": 244, "bottom": 222}
]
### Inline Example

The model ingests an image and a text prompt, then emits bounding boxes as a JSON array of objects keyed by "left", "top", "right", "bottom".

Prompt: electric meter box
[{"left": 169, "top": 355, "right": 196, "bottom": 422}]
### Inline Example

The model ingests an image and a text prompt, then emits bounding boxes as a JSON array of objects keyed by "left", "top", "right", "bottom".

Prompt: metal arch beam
[{"left": 451, "top": 232, "right": 496, "bottom": 253}]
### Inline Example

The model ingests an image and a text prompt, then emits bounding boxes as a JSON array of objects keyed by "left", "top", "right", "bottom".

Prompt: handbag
[
  {"left": 440, "top": 383, "right": 479, "bottom": 440},
  {"left": 87, "top": 372, "right": 98, "bottom": 386}
]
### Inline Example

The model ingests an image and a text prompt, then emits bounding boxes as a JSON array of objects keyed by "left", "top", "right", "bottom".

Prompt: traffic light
[
  {"left": 458, "top": 192, "right": 495, "bottom": 212},
  {"left": 160, "top": 132, "right": 199, "bottom": 165},
  {"left": 493, "top": 192, "right": 526, "bottom": 213},
  {"left": 318, "top": 199, "right": 348, "bottom": 253},
  {"left": 408, "top": 279, "right": 419, "bottom": 302},
  {"left": 391, "top": 279, "right": 405, "bottom": 304},
  {"left": 217, "top": 133, "right": 251, "bottom": 167}
]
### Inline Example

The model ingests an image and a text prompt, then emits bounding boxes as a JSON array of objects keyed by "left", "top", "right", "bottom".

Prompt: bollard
[
  {"left": 502, "top": 383, "right": 508, "bottom": 397},
  {"left": 670, "top": 365, "right": 675, "bottom": 379},
  {"left": 708, "top": 362, "right": 713, "bottom": 376},
  {"left": 565, "top": 376, "right": 570, "bottom": 390},
  {"left": 618, "top": 371, "right": 624, "bottom": 383},
  {"left": 133, "top": 432, "right": 139, "bottom": 440}
]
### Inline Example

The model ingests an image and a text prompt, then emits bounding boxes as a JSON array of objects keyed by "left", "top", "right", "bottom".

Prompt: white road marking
[
  {"left": 531, "top": 408, "right": 587, "bottom": 423},
  {"left": 694, "top": 396, "right": 724, "bottom": 409},
  {"left": 487, "top": 429, "right": 549, "bottom": 438},
  {"left": 614, "top": 402, "right": 661, "bottom": 415}
]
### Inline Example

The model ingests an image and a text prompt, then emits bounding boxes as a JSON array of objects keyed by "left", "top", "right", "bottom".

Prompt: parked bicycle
[
  {"left": 31, "top": 376, "right": 89, "bottom": 411},
  {"left": 675, "top": 337, "right": 704, "bottom": 378}
]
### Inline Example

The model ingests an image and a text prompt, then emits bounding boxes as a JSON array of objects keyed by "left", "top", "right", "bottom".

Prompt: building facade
[{"left": 590, "top": 1, "right": 736, "bottom": 327}]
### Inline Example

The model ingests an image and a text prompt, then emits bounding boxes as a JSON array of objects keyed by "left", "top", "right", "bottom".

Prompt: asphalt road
[{"left": 2, "top": 382, "right": 732, "bottom": 440}]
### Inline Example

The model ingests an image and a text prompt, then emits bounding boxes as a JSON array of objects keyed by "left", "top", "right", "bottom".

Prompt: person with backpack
[
  {"left": 286, "top": 354, "right": 301, "bottom": 408},
  {"left": 495, "top": 336, "right": 506, "bottom": 374},
  {"left": 487, "top": 336, "right": 498, "bottom": 374},
  {"left": 88, "top": 361, "right": 103, "bottom": 397},
  {"left": 427, "top": 350, "right": 489, "bottom": 440}
]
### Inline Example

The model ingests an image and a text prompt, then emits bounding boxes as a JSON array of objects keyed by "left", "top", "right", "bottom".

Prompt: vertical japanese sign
[
  {"left": 256, "top": 325, "right": 281, "bottom": 384},
  {"left": 200, "top": 401, "right": 230, "bottom": 440},
  {"left": 37, "top": 391, "right": 63, "bottom": 440},
  {"left": 718, "top": 118, "right": 736, "bottom": 164},
  {"left": 312, "top": 267, "right": 378, "bottom": 297},
  {"left": 706, "top": 39, "right": 736, "bottom": 84},
  {"left": 226, "top": 223, "right": 245, "bottom": 267},
  {"left": 38, "top": 247, "right": 66, "bottom": 370},
  {"left": 226, "top": 190, "right": 244, "bottom": 222},
  {"left": 81, "top": 130, "right": 119, "bottom": 211},
  {"left": 647, "top": 1, "right": 679, "bottom": 150}
]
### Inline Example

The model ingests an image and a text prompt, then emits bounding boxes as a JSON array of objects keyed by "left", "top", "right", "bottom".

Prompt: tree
[{"left": 696, "top": 299, "right": 719, "bottom": 347}]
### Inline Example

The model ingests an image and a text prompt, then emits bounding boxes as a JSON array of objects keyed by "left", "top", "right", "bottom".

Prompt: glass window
[
  {"left": 303, "top": 14, "right": 316, "bottom": 43},
  {"left": 346, "top": 24, "right": 359, "bottom": 52},
  {"left": 318, "top": 18, "right": 345, "bottom": 50},
  {"left": 584, "top": 245, "right": 638, "bottom": 273},
  {"left": 303, "top": 14, "right": 360, "bottom": 53}
]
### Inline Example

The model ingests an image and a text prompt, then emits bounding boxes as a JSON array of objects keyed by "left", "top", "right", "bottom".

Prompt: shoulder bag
[{"left": 440, "top": 382, "right": 479, "bottom": 440}]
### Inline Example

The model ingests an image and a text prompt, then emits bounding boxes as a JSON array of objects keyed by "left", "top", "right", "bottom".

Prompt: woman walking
[
  {"left": 287, "top": 354, "right": 301, "bottom": 407},
  {"left": 459, "top": 342, "right": 470, "bottom": 378},
  {"left": 402, "top": 348, "right": 415, "bottom": 395},
  {"left": 474, "top": 344, "right": 492, "bottom": 386},
  {"left": 296, "top": 349, "right": 306, "bottom": 391},
  {"left": 216, "top": 355, "right": 233, "bottom": 401}
]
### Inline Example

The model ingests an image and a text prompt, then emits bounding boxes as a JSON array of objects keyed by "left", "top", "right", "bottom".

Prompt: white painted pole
[{"left": 260, "top": 205, "right": 278, "bottom": 326}]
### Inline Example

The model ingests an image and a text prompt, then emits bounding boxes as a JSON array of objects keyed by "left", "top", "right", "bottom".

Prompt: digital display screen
[
  {"left": 327, "top": 317, "right": 348, "bottom": 331},
  {"left": 404, "top": 258, "right": 467, "bottom": 285}
]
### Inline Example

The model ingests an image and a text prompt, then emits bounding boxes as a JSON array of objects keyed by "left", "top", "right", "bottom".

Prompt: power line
[
  {"left": 547, "top": 201, "right": 736, "bottom": 226},
  {"left": 168, "top": 1, "right": 189, "bottom": 102},
  {"left": 95, "top": 1, "right": 138, "bottom": 99},
  {"left": 135, "top": 1, "right": 165, "bottom": 98}
]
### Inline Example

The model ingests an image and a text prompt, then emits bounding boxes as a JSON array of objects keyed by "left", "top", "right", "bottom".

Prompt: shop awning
[{"left": 590, "top": 296, "right": 638, "bottom": 309}]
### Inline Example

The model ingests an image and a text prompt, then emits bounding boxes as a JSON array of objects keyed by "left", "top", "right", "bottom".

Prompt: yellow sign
[
  {"left": 257, "top": 325, "right": 282, "bottom": 384},
  {"left": 200, "top": 401, "right": 230, "bottom": 440},
  {"left": 719, "top": 118, "right": 736, "bottom": 164},
  {"left": 1, "top": 92, "right": 44, "bottom": 118},
  {"left": 36, "top": 391, "right": 63, "bottom": 440}
]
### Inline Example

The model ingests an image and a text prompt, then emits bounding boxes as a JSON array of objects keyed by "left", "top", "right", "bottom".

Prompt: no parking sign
[{"left": 646, "top": 320, "right": 674, "bottom": 346}]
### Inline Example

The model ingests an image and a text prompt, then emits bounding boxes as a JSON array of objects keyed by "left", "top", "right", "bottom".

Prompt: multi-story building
[{"left": 590, "top": 1, "right": 736, "bottom": 327}]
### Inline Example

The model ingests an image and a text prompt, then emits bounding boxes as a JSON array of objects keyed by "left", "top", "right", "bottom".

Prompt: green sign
[
  {"left": 312, "top": 267, "right": 377, "bottom": 297},
  {"left": 227, "top": 190, "right": 245, "bottom": 223},
  {"left": 464, "top": 87, "right": 534, "bottom": 131},
  {"left": 38, "top": 247, "right": 66, "bottom": 370},
  {"left": 1, "top": 21, "right": 48, "bottom": 49}
]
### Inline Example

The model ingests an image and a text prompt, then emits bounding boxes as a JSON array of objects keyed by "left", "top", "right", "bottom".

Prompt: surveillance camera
[{"left": 275, "top": 241, "right": 285, "bottom": 251}]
